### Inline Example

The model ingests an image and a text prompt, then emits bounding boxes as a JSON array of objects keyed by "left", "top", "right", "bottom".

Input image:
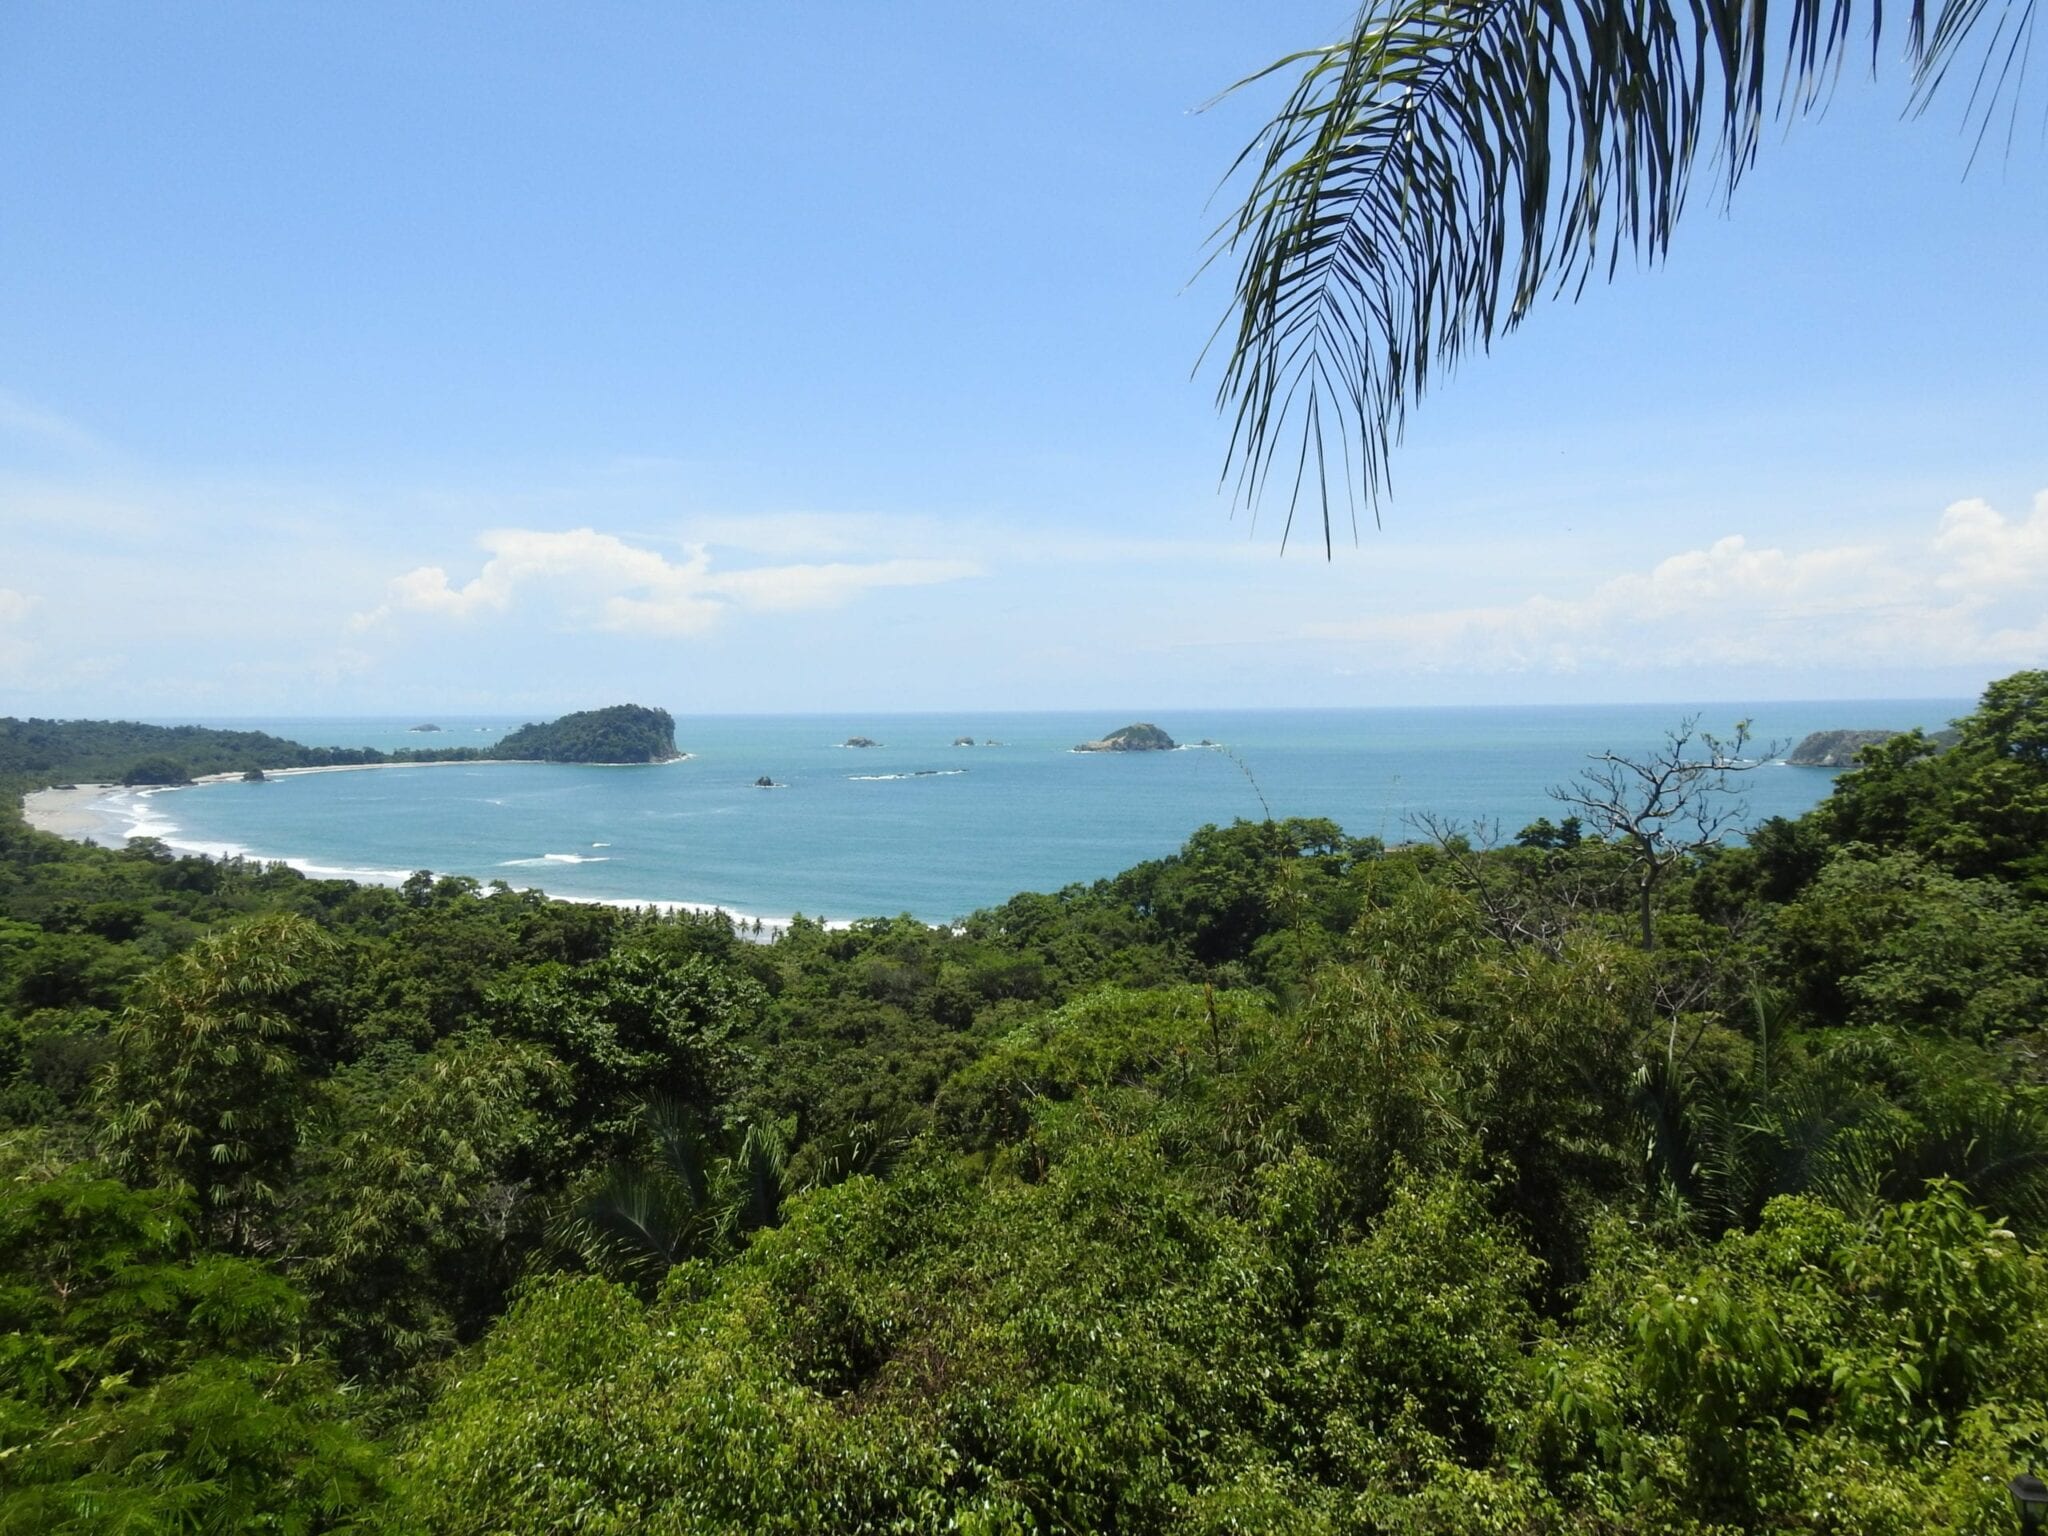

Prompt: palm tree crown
[{"left": 1212, "top": 0, "right": 2035, "bottom": 552}]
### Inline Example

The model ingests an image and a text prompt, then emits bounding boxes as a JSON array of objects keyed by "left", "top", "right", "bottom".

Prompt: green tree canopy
[{"left": 96, "top": 914, "right": 335, "bottom": 1246}]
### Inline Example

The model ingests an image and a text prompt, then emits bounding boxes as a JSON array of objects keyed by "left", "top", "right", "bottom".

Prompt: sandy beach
[
  {"left": 21, "top": 782, "right": 135, "bottom": 842},
  {"left": 18, "top": 763, "right": 836, "bottom": 940},
  {"left": 21, "top": 759, "right": 496, "bottom": 845}
]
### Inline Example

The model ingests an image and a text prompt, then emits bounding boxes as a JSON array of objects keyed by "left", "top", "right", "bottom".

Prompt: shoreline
[{"left": 19, "top": 765, "right": 849, "bottom": 940}]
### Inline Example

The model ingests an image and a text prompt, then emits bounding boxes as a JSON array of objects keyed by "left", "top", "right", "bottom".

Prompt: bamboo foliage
[
  {"left": 1211, "top": 0, "right": 2036, "bottom": 550},
  {"left": 96, "top": 914, "right": 334, "bottom": 1246}
]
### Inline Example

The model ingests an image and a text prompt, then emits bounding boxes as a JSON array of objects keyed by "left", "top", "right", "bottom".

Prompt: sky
[{"left": 1, "top": 2, "right": 2043, "bottom": 717}]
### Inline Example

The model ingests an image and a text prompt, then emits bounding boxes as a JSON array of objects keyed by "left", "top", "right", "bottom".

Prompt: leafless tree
[
  {"left": 1551, "top": 719, "right": 1778, "bottom": 952},
  {"left": 1406, "top": 812, "right": 1606, "bottom": 956}
]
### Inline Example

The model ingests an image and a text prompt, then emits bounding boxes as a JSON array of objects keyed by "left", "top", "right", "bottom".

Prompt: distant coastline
[
  {"left": 21, "top": 783, "right": 136, "bottom": 842},
  {"left": 16, "top": 702, "right": 1969, "bottom": 931},
  {"left": 22, "top": 754, "right": 697, "bottom": 833},
  {"left": 19, "top": 759, "right": 842, "bottom": 941}
]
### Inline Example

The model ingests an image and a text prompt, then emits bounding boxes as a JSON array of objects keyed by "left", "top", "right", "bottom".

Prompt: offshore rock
[{"left": 1074, "top": 723, "right": 1177, "bottom": 753}]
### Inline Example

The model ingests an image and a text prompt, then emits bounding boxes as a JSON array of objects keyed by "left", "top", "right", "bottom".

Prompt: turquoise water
[{"left": 105, "top": 703, "right": 1967, "bottom": 924}]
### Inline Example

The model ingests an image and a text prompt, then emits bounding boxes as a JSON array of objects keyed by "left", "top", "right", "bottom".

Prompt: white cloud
[
  {"left": 675, "top": 510, "right": 1280, "bottom": 569},
  {"left": 683, "top": 511, "right": 924, "bottom": 561},
  {"left": 356, "top": 527, "right": 980, "bottom": 636},
  {"left": 710, "top": 557, "right": 986, "bottom": 612},
  {"left": 0, "top": 392, "right": 101, "bottom": 456},
  {"left": 1301, "top": 492, "right": 2048, "bottom": 673},
  {"left": 0, "top": 588, "right": 40, "bottom": 677},
  {"left": 1932, "top": 491, "right": 2048, "bottom": 592}
]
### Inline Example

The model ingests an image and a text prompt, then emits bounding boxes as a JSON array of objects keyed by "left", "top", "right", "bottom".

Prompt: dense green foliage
[
  {"left": 493, "top": 704, "right": 680, "bottom": 763},
  {"left": 0, "top": 716, "right": 438, "bottom": 786},
  {"left": 3, "top": 673, "right": 2047, "bottom": 1530}
]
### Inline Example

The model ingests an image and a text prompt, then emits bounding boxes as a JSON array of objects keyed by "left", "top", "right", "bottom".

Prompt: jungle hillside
[{"left": 3, "top": 674, "right": 2048, "bottom": 1532}]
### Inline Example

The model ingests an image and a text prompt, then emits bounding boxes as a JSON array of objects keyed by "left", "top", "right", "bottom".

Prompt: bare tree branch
[{"left": 1550, "top": 718, "right": 1781, "bottom": 950}]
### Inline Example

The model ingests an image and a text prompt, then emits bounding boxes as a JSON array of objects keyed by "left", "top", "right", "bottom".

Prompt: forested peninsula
[
  {"left": 0, "top": 703, "right": 679, "bottom": 785},
  {"left": 4, "top": 674, "right": 2048, "bottom": 1531},
  {"left": 491, "top": 704, "right": 680, "bottom": 763}
]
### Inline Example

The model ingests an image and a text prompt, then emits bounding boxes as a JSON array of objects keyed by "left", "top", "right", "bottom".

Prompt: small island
[
  {"left": 842, "top": 736, "right": 881, "bottom": 749},
  {"left": 494, "top": 705, "right": 682, "bottom": 764},
  {"left": 1074, "top": 722, "right": 1177, "bottom": 753},
  {"left": 952, "top": 736, "right": 975, "bottom": 747},
  {"left": 753, "top": 775, "right": 781, "bottom": 789},
  {"left": 408, "top": 723, "right": 444, "bottom": 733}
]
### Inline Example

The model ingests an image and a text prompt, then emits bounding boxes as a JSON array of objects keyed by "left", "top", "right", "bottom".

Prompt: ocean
[{"left": 83, "top": 702, "right": 1966, "bottom": 926}]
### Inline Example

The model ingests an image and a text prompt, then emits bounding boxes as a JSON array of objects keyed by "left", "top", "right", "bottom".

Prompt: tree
[
  {"left": 0, "top": 1171, "right": 387, "bottom": 1532},
  {"left": 1212, "top": 0, "right": 2034, "bottom": 546},
  {"left": 550, "top": 1098, "right": 795, "bottom": 1286},
  {"left": 119, "top": 755, "right": 191, "bottom": 786},
  {"left": 1819, "top": 669, "right": 2048, "bottom": 893},
  {"left": 96, "top": 914, "right": 334, "bottom": 1247},
  {"left": 293, "top": 1032, "right": 561, "bottom": 1376},
  {"left": 485, "top": 947, "right": 758, "bottom": 1171},
  {"left": 1551, "top": 718, "right": 1767, "bottom": 950}
]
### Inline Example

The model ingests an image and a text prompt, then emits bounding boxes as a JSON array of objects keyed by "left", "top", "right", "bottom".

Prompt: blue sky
[{"left": 1, "top": 1, "right": 2043, "bottom": 716}]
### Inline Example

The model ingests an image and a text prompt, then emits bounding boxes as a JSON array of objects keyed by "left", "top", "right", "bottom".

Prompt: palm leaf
[
  {"left": 1883, "top": 1093, "right": 2048, "bottom": 1229},
  {"left": 642, "top": 1094, "right": 713, "bottom": 1209},
  {"left": 727, "top": 1120, "right": 790, "bottom": 1237},
  {"left": 551, "top": 1163, "right": 697, "bottom": 1281},
  {"left": 1211, "top": 0, "right": 2036, "bottom": 548},
  {"left": 548, "top": 1097, "right": 715, "bottom": 1281}
]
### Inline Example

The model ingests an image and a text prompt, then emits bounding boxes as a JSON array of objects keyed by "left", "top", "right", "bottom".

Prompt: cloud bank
[
  {"left": 0, "top": 392, "right": 101, "bottom": 457},
  {"left": 355, "top": 527, "right": 980, "bottom": 636},
  {"left": 1303, "top": 492, "right": 2048, "bottom": 673},
  {"left": 0, "top": 588, "right": 39, "bottom": 677}
]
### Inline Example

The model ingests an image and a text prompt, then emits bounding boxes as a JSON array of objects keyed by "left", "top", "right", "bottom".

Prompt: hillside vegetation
[
  {"left": 0, "top": 717, "right": 453, "bottom": 785},
  {"left": 2, "top": 672, "right": 2046, "bottom": 1532},
  {"left": 0, "top": 703, "right": 676, "bottom": 792},
  {"left": 495, "top": 704, "right": 680, "bottom": 763}
]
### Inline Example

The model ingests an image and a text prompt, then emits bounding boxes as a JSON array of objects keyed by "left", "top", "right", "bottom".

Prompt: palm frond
[
  {"left": 642, "top": 1094, "right": 713, "bottom": 1209},
  {"left": 1883, "top": 1093, "right": 2048, "bottom": 1229},
  {"left": 550, "top": 1163, "right": 699, "bottom": 1281},
  {"left": 547, "top": 1097, "right": 716, "bottom": 1281},
  {"left": 1211, "top": 0, "right": 2035, "bottom": 549},
  {"left": 728, "top": 1120, "right": 790, "bottom": 1237}
]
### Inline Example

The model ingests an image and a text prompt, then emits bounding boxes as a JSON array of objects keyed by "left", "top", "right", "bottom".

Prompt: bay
[{"left": 108, "top": 702, "right": 1967, "bottom": 925}]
